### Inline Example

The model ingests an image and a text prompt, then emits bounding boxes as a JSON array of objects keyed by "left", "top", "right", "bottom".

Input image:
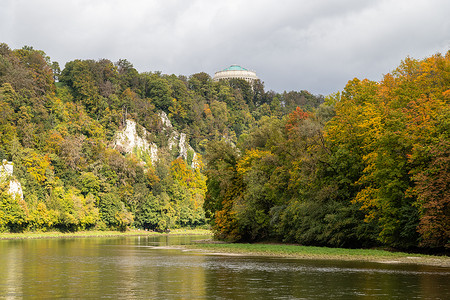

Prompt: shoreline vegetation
[
  {"left": 0, "top": 44, "right": 448, "bottom": 252},
  {"left": 182, "top": 242, "right": 450, "bottom": 268},
  {"left": 1, "top": 229, "right": 448, "bottom": 267},
  {"left": 0, "top": 228, "right": 212, "bottom": 240}
]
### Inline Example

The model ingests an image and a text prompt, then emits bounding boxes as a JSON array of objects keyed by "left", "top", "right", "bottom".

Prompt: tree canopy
[{"left": 1, "top": 42, "right": 448, "bottom": 251}]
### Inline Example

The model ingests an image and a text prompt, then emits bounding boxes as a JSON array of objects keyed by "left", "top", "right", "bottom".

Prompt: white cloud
[{"left": 1, "top": 0, "right": 449, "bottom": 94}]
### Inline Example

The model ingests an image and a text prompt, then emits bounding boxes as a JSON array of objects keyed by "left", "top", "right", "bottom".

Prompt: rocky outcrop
[
  {"left": 0, "top": 160, "right": 23, "bottom": 200},
  {"left": 114, "top": 119, "right": 158, "bottom": 164},
  {"left": 159, "top": 111, "right": 198, "bottom": 168},
  {"left": 159, "top": 111, "right": 173, "bottom": 128},
  {"left": 114, "top": 112, "right": 200, "bottom": 168}
]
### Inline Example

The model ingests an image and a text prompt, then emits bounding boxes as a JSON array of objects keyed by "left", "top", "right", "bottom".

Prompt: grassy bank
[
  {"left": 0, "top": 228, "right": 212, "bottom": 240},
  {"left": 184, "top": 242, "right": 450, "bottom": 267},
  {"left": 2, "top": 230, "right": 448, "bottom": 267}
]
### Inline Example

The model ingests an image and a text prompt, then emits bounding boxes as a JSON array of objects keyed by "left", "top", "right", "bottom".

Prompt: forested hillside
[
  {"left": 205, "top": 53, "right": 450, "bottom": 250},
  {"left": 0, "top": 43, "right": 321, "bottom": 233},
  {"left": 0, "top": 43, "right": 448, "bottom": 250}
]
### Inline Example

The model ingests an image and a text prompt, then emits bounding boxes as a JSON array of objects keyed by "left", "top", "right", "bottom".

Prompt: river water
[{"left": 0, "top": 235, "right": 448, "bottom": 299}]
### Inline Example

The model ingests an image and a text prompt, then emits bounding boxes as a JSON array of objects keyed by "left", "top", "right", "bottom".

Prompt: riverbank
[
  {"left": 0, "top": 228, "right": 212, "bottom": 240},
  {"left": 182, "top": 242, "right": 450, "bottom": 268},
  {"left": 2, "top": 230, "right": 448, "bottom": 267}
]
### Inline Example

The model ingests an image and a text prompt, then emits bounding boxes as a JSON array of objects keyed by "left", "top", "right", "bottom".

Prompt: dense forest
[{"left": 0, "top": 43, "right": 448, "bottom": 250}]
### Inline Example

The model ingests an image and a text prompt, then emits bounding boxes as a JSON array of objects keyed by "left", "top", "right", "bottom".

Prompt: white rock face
[
  {"left": 168, "top": 131, "right": 196, "bottom": 165},
  {"left": 115, "top": 114, "right": 200, "bottom": 169},
  {"left": 178, "top": 133, "right": 197, "bottom": 168},
  {"left": 179, "top": 133, "right": 188, "bottom": 159},
  {"left": 9, "top": 180, "right": 23, "bottom": 200},
  {"left": 160, "top": 113, "right": 198, "bottom": 168},
  {"left": 2, "top": 162, "right": 13, "bottom": 175},
  {"left": 191, "top": 152, "right": 199, "bottom": 169},
  {"left": 149, "top": 144, "right": 158, "bottom": 164},
  {"left": 114, "top": 120, "right": 158, "bottom": 163},
  {"left": 0, "top": 160, "right": 24, "bottom": 200},
  {"left": 115, "top": 119, "right": 149, "bottom": 153},
  {"left": 168, "top": 131, "right": 179, "bottom": 152},
  {"left": 159, "top": 111, "right": 173, "bottom": 128}
]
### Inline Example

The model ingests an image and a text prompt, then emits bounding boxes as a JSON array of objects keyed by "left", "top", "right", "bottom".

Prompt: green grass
[
  {"left": 0, "top": 228, "right": 212, "bottom": 240},
  {"left": 2, "top": 231, "right": 447, "bottom": 266},
  {"left": 187, "top": 243, "right": 419, "bottom": 257},
  {"left": 184, "top": 242, "right": 450, "bottom": 267}
]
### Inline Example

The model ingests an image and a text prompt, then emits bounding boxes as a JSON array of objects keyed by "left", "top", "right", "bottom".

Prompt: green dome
[
  {"left": 213, "top": 64, "right": 258, "bottom": 83},
  {"left": 222, "top": 65, "right": 248, "bottom": 71}
]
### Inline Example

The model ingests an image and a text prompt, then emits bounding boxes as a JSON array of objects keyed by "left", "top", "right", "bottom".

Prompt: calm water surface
[{"left": 0, "top": 235, "right": 448, "bottom": 299}]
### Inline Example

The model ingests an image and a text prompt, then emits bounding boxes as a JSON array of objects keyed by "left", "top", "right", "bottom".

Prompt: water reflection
[
  {"left": 0, "top": 236, "right": 448, "bottom": 299},
  {"left": 200, "top": 256, "right": 450, "bottom": 299}
]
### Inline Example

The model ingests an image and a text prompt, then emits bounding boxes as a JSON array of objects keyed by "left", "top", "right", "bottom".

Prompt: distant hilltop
[{"left": 213, "top": 65, "right": 258, "bottom": 84}]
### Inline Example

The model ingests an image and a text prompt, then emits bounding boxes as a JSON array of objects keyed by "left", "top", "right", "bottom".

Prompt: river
[{"left": 0, "top": 235, "right": 448, "bottom": 299}]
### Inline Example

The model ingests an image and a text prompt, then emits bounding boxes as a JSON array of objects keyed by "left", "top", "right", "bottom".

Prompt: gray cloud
[{"left": 1, "top": 0, "right": 449, "bottom": 95}]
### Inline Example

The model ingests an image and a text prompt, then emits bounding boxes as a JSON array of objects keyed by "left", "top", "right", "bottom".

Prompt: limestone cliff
[
  {"left": 114, "top": 119, "right": 158, "bottom": 164},
  {"left": 114, "top": 112, "right": 199, "bottom": 168},
  {"left": 0, "top": 160, "right": 24, "bottom": 200}
]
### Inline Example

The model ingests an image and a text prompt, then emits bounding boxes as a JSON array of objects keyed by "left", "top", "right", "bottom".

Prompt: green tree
[{"left": 0, "top": 182, "right": 28, "bottom": 232}]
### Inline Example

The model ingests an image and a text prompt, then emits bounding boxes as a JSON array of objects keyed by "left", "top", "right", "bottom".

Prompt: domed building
[{"left": 213, "top": 65, "right": 258, "bottom": 84}]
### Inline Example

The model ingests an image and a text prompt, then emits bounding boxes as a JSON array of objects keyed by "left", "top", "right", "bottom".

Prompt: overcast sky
[{"left": 1, "top": 0, "right": 449, "bottom": 95}]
